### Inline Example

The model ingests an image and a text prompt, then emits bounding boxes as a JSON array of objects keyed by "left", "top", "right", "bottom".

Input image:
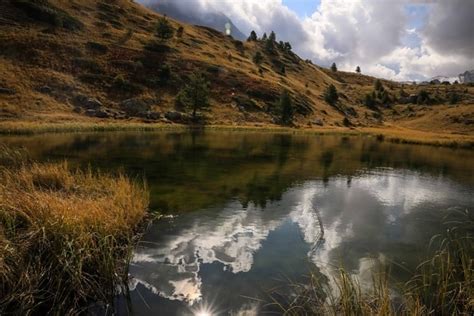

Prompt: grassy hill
[{"left": 0, "top": 0, "right": 473, "bottom": 136}]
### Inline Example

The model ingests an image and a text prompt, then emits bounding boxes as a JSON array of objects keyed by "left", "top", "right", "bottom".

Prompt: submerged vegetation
[
  {"left": 270, "top": 210, "right": 474, "bottom": 315},
  {"left": 0, "top": 146, "right": 149, "bottom": 314}
]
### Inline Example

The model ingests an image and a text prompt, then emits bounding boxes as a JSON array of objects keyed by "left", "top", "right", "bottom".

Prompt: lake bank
[{"left": 1, "top": 120, "right": 473, "bottom": 149}]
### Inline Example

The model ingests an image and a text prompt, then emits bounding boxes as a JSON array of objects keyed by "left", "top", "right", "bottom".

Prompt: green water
[{"left": 2, "top": 131, "right": 473, "bottom": 315}]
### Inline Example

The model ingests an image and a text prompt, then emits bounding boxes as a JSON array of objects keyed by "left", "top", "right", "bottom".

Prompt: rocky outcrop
[{"left": 73, "top": 95, "right": 102, "bottom": 109}]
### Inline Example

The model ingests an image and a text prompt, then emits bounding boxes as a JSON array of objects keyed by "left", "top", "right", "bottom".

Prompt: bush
[
  {"left": 364, "top": 93, "right": 376, "bottom": 108},
  {"left": 158, "top": 64, "right": 172, "bottom": 84},
  {"left": 155, "top": 15, "right": 174, "bottom": 41},
  {"left": 113, "top": 75, "right": 144, "bottom": 94},
  {"left": 253, "top": 51, "right": 263, "bottom": 65},
  {"left": 144, "top": 41, "right": 170, "bottom": 53},
  {"left": 176, "top": 26, "right": 184, "bottom": 38},
  {"left": 72, "top": 58, "right": 103, "bottom": 74},
  {"left": 449, "top": 92, "right": 460, "bottom": 104},
  {"left": 86, "top": 41, "right": 108, "bottom": 54},
  {"left": 374, "top": 79, "right": 384, "bottom": 91},
  {"left": 417, "top": 89, "right": 431, "bottom": 105},
  {"left": 324, "top": 84, "right": 338, "bottom": 105},
  {"left": 330, "top": 63, "right": 337, "bottom": 72},
  {"left": 13, "top": 0, "right": 83, "bottom": 31}
]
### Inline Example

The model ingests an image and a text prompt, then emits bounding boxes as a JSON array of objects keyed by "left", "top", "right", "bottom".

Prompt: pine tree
[
  {"left": 279, "top": 90, "right": 293, "bottom": 125},
  {"left": 324, "top": 84, "right": 338, "bottom": 105},
  {"left": 247, "top": 30, "right": 257, "bottom": 41},
  {"left": 356, "top": 66, "right": 361, "bottom": 73},
  {"left": 331, "top": 62, "right": 337, "bottom": 72},
  {"left": 176, "top": 72, "right": 210, "bottom": 120},
  {"left": 284, "top": 42, "right": 292, "bottom": 52},
  {"left": 269, "top": 31, "right": 276, "bottom": 42},
  {"left": 262, "top": 33, "right": 267, "bottom": 40}
]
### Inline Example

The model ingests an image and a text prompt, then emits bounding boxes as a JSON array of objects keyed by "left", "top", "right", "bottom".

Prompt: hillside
[{"left": 0, "top": 0, "right": 473, "bottom": 136}]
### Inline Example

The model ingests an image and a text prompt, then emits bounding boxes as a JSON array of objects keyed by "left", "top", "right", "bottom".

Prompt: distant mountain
[{"left": 146, "top": 1, "right": 247, "bottom": 41}]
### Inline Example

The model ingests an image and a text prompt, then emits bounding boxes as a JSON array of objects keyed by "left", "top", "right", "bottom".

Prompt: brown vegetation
[{"left": 0, "top": 146, "right": 149, "bottom": 314}]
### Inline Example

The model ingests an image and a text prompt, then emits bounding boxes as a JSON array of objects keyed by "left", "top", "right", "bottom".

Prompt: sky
[{"left": 139, "top": 0, "right": 474, "bottom": 81}]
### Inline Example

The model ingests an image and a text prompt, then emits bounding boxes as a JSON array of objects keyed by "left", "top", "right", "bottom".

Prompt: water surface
[{"left": 2, "top": 131, "right": 473, "bottom": 315}]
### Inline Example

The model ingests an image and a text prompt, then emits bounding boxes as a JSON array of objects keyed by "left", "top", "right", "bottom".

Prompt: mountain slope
[{"left": 0, "top": 0, "right": 473, "bottom": 135}]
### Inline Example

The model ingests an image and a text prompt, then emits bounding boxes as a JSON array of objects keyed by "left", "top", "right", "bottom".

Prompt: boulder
[
  {"left": 165, "top": 111, "right": 182, "bottom": 122},
  {"left": 146, "top": 111, "right": 161, "bottom": 120},
  {"left": 313, "top": 118, "right": 323, "bottom": 126},
  {"left": 0, "top": 87, "right": 16, "bottom": 95},
  {"left": 38, "top": 86, "right": 52, "bottom": 94},
  {"left": 73, "top": 95, "right": 102, "bottom": 109},
  {"left": 120, "top": 98, "right": 151, "bottom": 116},
  {"left": 85, "top": 109, "right": 109, "bottom": 118}
]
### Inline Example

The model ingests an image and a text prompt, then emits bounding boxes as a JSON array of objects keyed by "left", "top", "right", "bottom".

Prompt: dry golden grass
[{"left": 0, "top": 146, "right": 149, "bottom": 314}]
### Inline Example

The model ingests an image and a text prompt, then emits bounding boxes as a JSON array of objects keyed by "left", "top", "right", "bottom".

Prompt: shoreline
[{"left": 0, "top": 120, "right": 473, "bottom": 149}]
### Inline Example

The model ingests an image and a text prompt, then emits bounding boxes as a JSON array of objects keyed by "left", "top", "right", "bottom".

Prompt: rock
[
  {"left": 38, "top": 86, "right": 52, "bottom": 94},
  {"left": 346, "top": 107, "right": 357, "bottom": 117},
  {"left": 120, "top": 98, "right": 151, "bottom": 116},
  {"left": 73, "top": 95, "right": 102, "bottom": 109},
  {"left": 313, "top": 118, "right": 323, "bottom": 126},
  {"left": 165, "top": 111, "right": 182, "bottom": 122},
  {"left": 0, "top": 87, "right": 16, "bottom": 95},
  {"left": 85, "top": 109, "right": 109, "bottom": 118},
  {"left": 408, "top": 94, "right": 418, "bottom": 104},
  {"left": 146, "top": 111, "right": 161, "bottom": 120}
]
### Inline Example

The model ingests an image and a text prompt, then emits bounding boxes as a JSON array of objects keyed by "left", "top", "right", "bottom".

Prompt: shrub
[
  {"left": 330, "top": 62, "right": 337, "bottom": 72},
  {"left": 417, "top": 89, "right": 430, "bottom": 105},
  {"left": 155, "top": 15, "right": 174, "bottom": 41},
  {"left": 233, "top": 40, "right": 244, "bottom": 54},
  {"left": 449, "top": 92, "right": 460, "bottom": 104},
  {"left": 86, "top": 41, "right": 108, "bottom": 54},
  {"left": 343, "top": 117, "right": 351, "bottom": 126},
  {"left": 253, "top": 51, "right": 263, "bottom": 65},
  {"left": 356, "top": 66, "right": 361, "bottom": 73},
  {"left": 176, "top": 26, "right": 184, "bottom": 38},
  {"left": 113, "top": 75, "right": 144, "bottom": 94},
  {"left": 144, "top": 41, "right": 170, "bottom": 53},
  {"left": 324, "top": 84, "right": 338, "bottom": 105},
  {"left": 72, "top": 58, "right": 102, "bottom": 74},
  {"left": 158, "top": 64, "right": 172, "bottom": 84},
  {"left": 13, "top": 0, "right": 83, "bottom": 31},
  {"left": 374, "top": 79, "right": 384, "bottom": 91},
  {"left": 364, "top": 93, "right": 376, "bottom": 108}
]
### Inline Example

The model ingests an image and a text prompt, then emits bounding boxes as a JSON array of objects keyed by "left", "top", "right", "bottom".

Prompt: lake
[{"left": 2, "top": 131, "right": 473, "bottom": 315}]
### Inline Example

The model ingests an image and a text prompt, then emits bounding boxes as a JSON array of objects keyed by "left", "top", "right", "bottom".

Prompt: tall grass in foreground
[
  {"left": 270, "top": 211, "right": 473, "bottom": 315},
  {"left": 0, "top": 146, "right": 149, "bottom": 315}
]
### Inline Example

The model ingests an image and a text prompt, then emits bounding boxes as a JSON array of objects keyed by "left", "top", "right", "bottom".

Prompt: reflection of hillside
[
  {"left": 1, "top": 131, "right": 473, "bottom": 212},
  {"left": 129, "top": 172, "right": 473, "bottom": 311}
]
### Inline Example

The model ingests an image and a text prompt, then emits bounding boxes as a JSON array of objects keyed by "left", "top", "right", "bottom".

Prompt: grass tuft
[{"left": 0, "top": 147, "right": 149, "bottom": 314}]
